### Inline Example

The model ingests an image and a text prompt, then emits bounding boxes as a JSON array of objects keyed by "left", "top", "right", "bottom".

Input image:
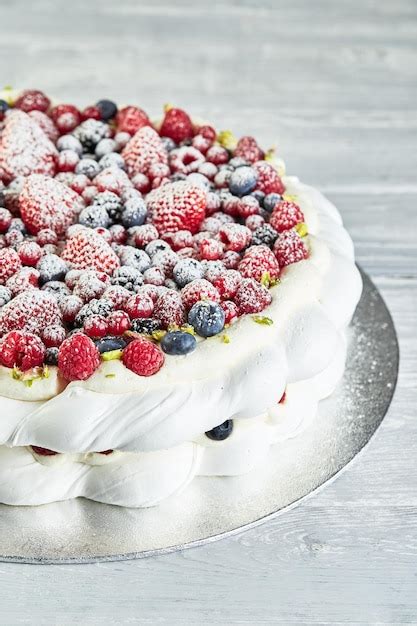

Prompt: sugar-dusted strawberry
[
  {"left": 14, "top": 90, "right": 50, "bottom": 113},
  {"left": 0, "top": 330, "right": 46, "bottom": 370},
  {"left": 28, "top": 110, "right": 59, "bottom": 143},
  {"left": 253, "top": 161, "right": 285, "bottom": 195},
  {"left": 159, "top": 106, "right": 193, "bottom": 144},
  {"left": 122, "top": 126, "right": 168, "bottom": 178},
  {"left": 116, "top": 106, "right": 151, "bottom": 135},
  {"left": 273, "top": 229, "right": 308, "bottom": 267},
  {"left": 19, "top": 174, "right": 83, "bottom": 236},
  {"left": 61, "top": 227, "right": 120, "bottom": 274},
  {"left": 269, "top": 200, "right": 305, "bottom": 233},
  {"left": 0, "top": 290, "right": 62, "bottom": 336},
  {"left": 122, "top": 336, "right": 164, "bottom": 377},
  {"left": 238, "top": 245, "right": 280, "bottom": 282},
  {"left": 147, "top": 181, "right": 206, "bottom": 235},
  {"left": 58, "top": 333, "right": 101, "bottom": 381},
  {"left": 0, "top": 248, "right": 22, "bottom": 285},
  {"left": 0, "top": 110, "right": 58, "bottom": 184},
  {"left": 234, "top": 136, "right": 264, "bottom": 163},
  {"left": 234, "top": 278, "right": 272, "bottom": 314},
  {"left": 180, "top": 278, "right": 221, "bottom": 311}
]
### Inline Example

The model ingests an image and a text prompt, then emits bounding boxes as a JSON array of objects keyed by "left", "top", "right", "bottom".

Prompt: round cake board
[{"left": 0, "top": 268, "right": 399, "bottom": 564}]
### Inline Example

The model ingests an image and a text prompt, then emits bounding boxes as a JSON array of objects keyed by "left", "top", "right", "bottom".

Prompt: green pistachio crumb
[
  {"left": 252, "top": 315, "right": 274, "bottom": 326},
  {"left": 152, "top": 330, "right": 167, "bottom": 342},
  {"left": 101, "top": 349, "right": 123, "bottom": 362},
  {"left": 295, "top": 222, "right": 308, "bottom": 237},
  {"left": 222, "top": 334, "right": 231, "bottom": 344},
  {"left": 105, "top": 374, "right": 116, "bottom": 379},
  {"left": 217, "top": 130, "right": 237, "bottom": 150}
]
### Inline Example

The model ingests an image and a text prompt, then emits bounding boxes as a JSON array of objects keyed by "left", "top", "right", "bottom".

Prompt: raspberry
[
  {"left": 269, "top": 201, "right": 305, "bottom": 233},
  {"left": 236, "top": 195, "right": 259, "bottom": 219},
  {"left": 180, "top": 278, "right": 220, "bottom": 311},
  {"left": 122, "top": 337, "right": 164, "bottom": 377},
  {"left": 253, "top": 161, "right": 285, "bottom": 195},
  {"left": 164, "top": 229, "right": 193, "bottom": 251},
  {"left": 116, "top": 106, "right": 151, "bottom": 135},
  {"left": 41, "top": 325, "right": 66, "bottom": 348},
  {"left": 51, "top": 104, "right": 81, "bottom": 134},
  {"left": 198, "top": 237, "right": 224, "bottom": 261},
  {"left": 154, "top": 290, "right": 186, "bottom": 328},
  {"left": 0, "top": 248, "right": 22, "bottom": 285},
  {"left": 6, "top": 266, "right": 39, "bottom": 295},
  {"left": 222, "top": 250, "right": 241, "bottom": 270},
  {"left": 273, "top": 230, "right": 308, "bottom": 267},
  {"left": 107, "top": 310, "right": 130, "bottom": 335},
  {"left": 59, "top": 294, "right": 84, "bottom": 323},
  {"left": 36, "top": 228, "right": 58, "bottom": 246},
  {"left": 234, "top": 136, "right": 264, "bottom": 163},
  {"left": 220, "top": 300, "right": 239, "bottom": 324},
  {"left": 72, "top": 270, "right": 108, "bottom": 302},
  {"left": 192, "top": 134, "right": 212, "bottom": 155},
  {"left": 93, "top": 166, "right": 132, "bottom": 195},
  {"left": 124, "top": 293, "right": 154, "bottom": 319},
  {"left": 238, "top": 245, "right": 280, "bottom": 282},
  {"left": 143, "top": 267, "right": 165, "bottom": 286},
  {"left": 0, "top": 110, "right": 57, "bottom": 184},
  {"left": 14, "top": 90, "right": 50, "bottom": 113},
  {"left": 147, "top": 162, "right": 170, "bottom": 182},
  {"left": 69, "top": 174, "right": 89, "bottom": 195},
  {"left": 81, "top": 106, "right": 101, "bottom": 121},
  {"left": 206, "top": 145, "right": 229, "bottom": 165},
  {"left": 17, "top": 241, "right": 43, "bottom": 266},
  {"left": 203, "top": 260, "right": 226, "bottom": 282},
  {"left": 200, "top": 217, "right": 222, "bottom": 234},
  {"left": 245, "top": 214, "right": 265, "bottom": 231},
  {"left": 122, "top": 126, "right": 168, "bottom": 178},
  {"left": 57, "top": 149, "right": 80, "bottom": 173},
  {"left": 234, "top": 278, "right": 272, "bottom": 314},
  {"left": 84, "top": 315, "right": 108, "bottom": 339},
  {"left": 213, "top": 270, "right": 242, "bottom": 299},
  {"left": 0, "top": 290, "right": 61, "bottom": 335},
  {"left": 222, "top": 195, "right": 240, "bottom": 217},
  {"left": 0, "top": 208, "right": 12, "bottom": 233},
  {"left": 5, "top": 230, "right": 24, "bottom": 248},
  {"left": 20, "top": 174, "right": 83, "bottom": 235},
  {"left": 110, "top": 224, "right": 128, "bottom": 245},
  {"left": 169, "top": 146, "right": 205, "bottom": 174},
  {"left": 61, "top": 228, "right": 120, "bottom": 274},
  {"left": 58, "top": 333, "right": 101, "bottom": 381},
  {"left": 28, "top": 111, "right": 59, "bottom": 143},
  {"left": 196, "top": 125, "right": 216, "bottom": 142},
  {"left": 159, "top": 107, "right": 193, "bottom": 144},
  {"left": 147, "top": 181, "right": 206, "bottom": 234},
  {"left": 218, "top": 223, "right": 252, "bottom": 252},
  {"left": 103, "top": 285, "right": 131, "bottom": 309},
  {"left": 0, "top": 330, "right": 45, "bottom": 370},
  {"left": 132, "top": 172, "right": 151, "bottom": 194}
]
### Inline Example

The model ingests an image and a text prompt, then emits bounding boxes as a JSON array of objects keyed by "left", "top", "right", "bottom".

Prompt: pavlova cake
[{"left": 0, "top": 89, "right": 362, "bottom": 507}]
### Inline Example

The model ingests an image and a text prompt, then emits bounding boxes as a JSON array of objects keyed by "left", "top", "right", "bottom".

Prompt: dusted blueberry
[
  {"left": 161, "top": 137, "right": 177, "bottom": 152},
  {"left": 0, "top": 285, "right": 12, "bottom": 307},
  {"left": 99, "top": 152, "right": 126, "bottom": 170},
  {"left": 41, "top": 281, "right": 71, "bottom": 297},
  {"left": 229, "top": 166, "right": 257, "bottom": 197},
  {"left": 45, "top": 347, "right": 59, "bottom": 366},
  {"left": 8, "top": 218, "right": 26, "bottom": 234},
  {"left": 205, "top": 420, "right": 233, "bottom": 441},
  {"left": 161, "top": 331, "right": 197, "bottom": 355},
  {"left": 73, "top": 119, "right": 111, "bottom": 151},
  {"left": 75, "top": 158, "right": 101, "bottom": 179},
  {"left": 79, "top": 204, "right": 110, "bottom": 229},
  {"left": 121, "top": 197, "right": 147, "bottom": 228},
  {"left": 0, "top": 99, "right": 10, "bottom": 115},
  {"left": 95, "top": 138, "right": 117, "bottom": 159},
  {"left": 93, "top": 191, "right": 123, "bottom": 222},
  {"left": 251, "top": 189, "right": 265, "bottom": 205},
  {"left": 173, "top": 258, "right": 204, "bottom": 288},
  {"left": 263, "top": 193, "right": 282, "bottom": 213},
  {"left": 130, "top": 317, "right": 161, "bottom": 334},
  {"left": 96, "top": 336, "right": 127, "bottom": 353},
  {"left": 56, "top": 134, "right": 83, "bottom": 155},
  {"left": 188, "top": 301, "right": 225, "bottom": 337},
  {"left": 96, "top": 99, "right": 118, "bottom": 121},
  {"left": 228, "top": 156, "right": 248, "bottom": 169},
  {"left": 37, "top": 254, "right": 68, "bottom": 285}
]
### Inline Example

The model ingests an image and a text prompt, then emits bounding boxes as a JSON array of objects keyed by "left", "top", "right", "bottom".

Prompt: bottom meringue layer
[{"left": 0, "top": 331, "right": 347, "bottom": 507}]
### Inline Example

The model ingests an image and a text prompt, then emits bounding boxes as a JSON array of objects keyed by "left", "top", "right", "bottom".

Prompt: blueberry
[
  {"left": 93, "top": 191, "right": 123, "bottom": 222},
  {"left": 173, "top": 258, "right": 204, "bottom": 288},
  {"left": 8, "top": 218, "right": 26, "bottom": 234},
  {"left": 205, "top": 420, "right": 233, "bottom": 441},
  {"left": 96, "top": 99, "right": 118, "bottom": 121},
  {"left": 75, "top": 158, "right": 101, "bottom": 179},
  {"left": 96, "top": 336, "right": 127, "bottom": 354},
  {"left": 99, "top": 152, "right": 126, "bottom": 170},
  {"left": 228, "top": 156, "right": 248, "bottom": 169},
  {"left": 121, "top": 197, "right": 147, "bottom": 228},
  {"left": 161, "top": 331, "right": 197, "bottom": 355},
  {"left": 0, "top": 99, "right": 10, "bottom": 115},
  {"left": 95, "top": 138, "right": 117, "bottom": 159},
  {"left": 161, "top": 137, "right": 177, "bottom": 152},
  {"left": 145, "top": 239, "right": 171, "bottom": 257},
  {"left": 130, "top": 317, "right": 161, "bottom": 334},
  {"left": 188, "top": 301, "right": 225, "bottom": 337},
  {"left": 45, "top": 347, "right": 59, "bottom": 366},
  {"left": 79, "top": 204, "right": 110, "bottom": 229},
  {"left": 0, "top": 286, "right": 12, "bottom": 307},
  {"left": 0, "top": 191, "right": 5, "bottom": 208},
  {"left": 251, "top": 189, "right": 265, "bottom": 205},
  {"left": 37, "top": 254, "right": 68, "bottom": 285},
  {"left": 41, "top": 281, "right": 71, "bottom": 297},
  {"left": 56, "top": 134, "right": 83, "bottom": 155},
  {"left": 263, "top": 193, "right": 282, "bottom": 213},
  {"left": 73, "top": 119, "right": 111, "bottom": 151},
  {"left": 229, "top": 166, "right": 257, "bottom": 197},
  {"left": 119, "top": 246, "right": 150, "bottom": 272}
]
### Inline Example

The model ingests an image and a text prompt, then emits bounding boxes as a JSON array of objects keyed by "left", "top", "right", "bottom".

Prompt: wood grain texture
[{"left": 0, "top": 0, "right": 416, "bottom": 624}]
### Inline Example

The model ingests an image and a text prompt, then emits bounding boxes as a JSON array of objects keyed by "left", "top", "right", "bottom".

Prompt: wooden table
[{"left": 0, "top": 0, "right": 416, "bottom": 623}]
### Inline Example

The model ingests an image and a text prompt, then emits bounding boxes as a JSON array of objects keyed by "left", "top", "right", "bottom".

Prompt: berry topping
[
  {"left": 147, "top": 181, "right": 206, "bottom": 234},
  {"left": 58, "top": 333, "right": 101, "bottom": 381},
  {"left": 122, "top": 126, "right": 168, "bottom": 178},
  {"left": 116, "top": 106, "right": 151, "bottom": 135},
  {"left": 188, "top": 300, "right": 225, "bottom": 337},
  {"left": 159, "top": 107, "right": 193, "bottom": 144},
  {"left": 269, "top": 200, "right": 305, "bottom": 233},
  {"left": 238, "top": 245, "right": 280, "bottom": 282},
  {"left": 160, "top": 330, "right": 197, "bottom": 355},
  {"left": 14, "top": 90, "right": 50, "bottom": 113},
  {"left": 205, "top": 419, "right": 234, "bottom": 441},
  {"left": 61, "top": 227, "right": 120, "bottom": 274},
  {"left": 235, "top": 278, "right": 272, "bottom": 314},
  {"left": 0, "top": 330, "right": 45, "bottom": 370},
  {"left": 0, "top": 248, "right": 22, "bottom": 285},
  {"left": 0, "top": 290, "right": 61, "bottom": 335},
  {"left": 253, "top": 161, "right": 285, "bottom": 195},
  {"left": 234, "top": 136, "right": 264, "bottom": 163},
  {"left": 41, "top": 325, "right": 66, "bottom": 348},
  {"left": 122, "top": 337, "right": 164, "bottom": 376},
  {"left": 273, "top": 230, "right": 309, "bottom": 267}
]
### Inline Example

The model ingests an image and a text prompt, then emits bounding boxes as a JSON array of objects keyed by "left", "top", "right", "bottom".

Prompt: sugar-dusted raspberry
[
  {"left": 198, "top": 237, "right": 224, "bottom": 261},
  {"left": 180, "top": 278, "right": 221, "bottom": 311},
  {"left": 122, "top": 336, "right": 164, "bottom": 377},
  {"left": 222, "top": 195, "right": 240, "bottom": 217},
  {"left": 203, "top": 260, "right": 226, "bottom": 283},
  {"left": 234, "top": 136, "right": 263, "bottom": 163},
  {"left": 192, "top": 134, "right": 212, "bottom": 155},
  {"left": 234, "top": 278, "right": 272, "bottom": 314},
  {"left": 20, "top": 174, "right": 83, "bottom": 236},
  {"left": 238, "top": 245, "right": 280, "bottom": 282},
  {"left": 103, "top": 285, "right": 131, "bottom": 309},
  {"left": 94, "top": 227, "right": 112, "bottom": 244},
  {"left": 36, "top": 228, "right": 58, "bottom": 247},
  {"left": 0, "top": 289, "right": 61, "bottom": 335},
  {"left": 0, "top": 248, "right": 22, "bottom": 285},
  {"left": 122, "top": 126, "right": 168, "bottom": 179},
  {"left": 84, "top": 315, "right": 109, "bottom": 339},
  {"left": 269, "top": 200, "right": 305, "bottom": 233},
  {"left": 50, "top": 104, "right": 81, "bottom": 133},
  {"left": 14, "top": 90, "right": 50, "bottom": 113},
  {"left": 218, "top": 223, "right": 252, "bottom": 252},
  {"left": 6, "top": 266, "right": 39, "bottom": 296},
  {"left": 176, "top": 247, "right": 196, "bottom": 260},
  {"left": 273, "top": 229, "right": 308, "bottom": 267},
  {"left": 196, "top": 125, "right": 216, "bottom": 142},
  {"left": 200, "top": 217, "right": 222, "bottom": 235},
  {"left": 4, "top": 230, "right": 24, "bottom": 248},
  {"left": 143, "top": 267, "right": 165, "bottom": 286},
  {"left": 245, "top": 214, "right": 265, "bottom": 231},
  {"left": 116, "top": 106, "right": 151, "bottom": 135},
  {"left": 57, "top": 149, "right": 80, "bottom": 173},
  {"left": 151, "top": 249, "right": 179, "bottom": 278},
  {"left": 220, "top": 300, "right": 239, "bottom": 324},
  {"left": 147, "top": 162, "right": 170, "bottom": 182},
  {"left": 132, "top": 172, "right": 151, "bottom": 194},
  {"left": 221, "top": 250, "right": 241, "bottom": 270},
  {"left": 28, "top": 110, "right": 59, "bottom": 142},
  {"left": 147, "top": 181, "right": 206, "bottom": 235},
  {"left": 213, "top": 270, "right": 242, "bottom": 299},
  {"left": 17, "top": 241, "right": 42, "bottom": 266},
  {"left": 154, "top": 290, "right": 186, "bottom": 328},
  {"left": 169, "top": 146, "right": 205, "bottom": 175},
  {"left": 59, "top": 294, "right": 84, "bottom": 323},
  {"left": 0, "top": 208, "right": 12, "bottom": 234},
  {"left": 109, "top": 224, "right": 128, "bottom": 245},
  {"left": 81, "top": 105, "right": 102, "bottom": 121},
  {"left": 58, "top": 333, "right": 101, "bottom": 381},
  {"left": 0, "top": 330, "right": 46, "bottom": 370},
  {"left": 253, "top": 161, "right": 285, "bottom": 195},
  {"left": 93, "top": 166, "right": 132, "bottom": 195},
  {"left": 140, "top": 284, "right": 166, "bottom": 304},
  {"left": 236, "top": 195, "right": 260, "bottom": 219},
  {"left": 0, "top": 110, "right": 57, "bottom": 184},
  {"left": 41, "top": 324, "right": 66, "bottom": 348},
  {"left": 72, "top": 270, "right": 108, "bottom": 302},
  {"left": 206, "top": 145, "right": 229, "bottom": 165},
  {"left": 61, "top": 227, "right": 120, "bottom": 274},
  {"left": 107, "top": 310, "right": 131, "bottom": 335},
  {"left": 202, "top": 192, "right": 220, "bottom": 216},
  {"left": 124, "top": 292, "right": 154, "bottom": 319},
  {"left": 69, "top": 173, "right": 89, "bottom": 195},
  {"left": 163, "top": 229, "right": 192, "bottom": 252},
  {"left": 159, "top": 107, "right": 193, "bottom": 144}
]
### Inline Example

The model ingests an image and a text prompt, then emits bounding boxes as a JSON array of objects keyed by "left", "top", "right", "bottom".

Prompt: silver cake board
[{"left": 0, "top": 268, "right": 399, "bottom": 564}]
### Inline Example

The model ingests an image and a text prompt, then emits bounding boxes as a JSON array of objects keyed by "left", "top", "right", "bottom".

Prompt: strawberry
[
  {"left": 0, "top": 110, "right": 58, "bottom": 184},
  {"left": 61, "top": 227, "right": 120, "bottom": 274},
  {"left": 122, "top": 126, "right": 168, "bottom": 178},
  {"left": 28, "top": 111, "right": 59, "bottom": 143},
  {"left": 0, "top": 290, "right": 62, "bottom": 336},
  {"left": 159, "top": 107, "right": 193, "bottom": 144},
  {"left": 146, "top": 181, "right": 206, "bottom": 234}
]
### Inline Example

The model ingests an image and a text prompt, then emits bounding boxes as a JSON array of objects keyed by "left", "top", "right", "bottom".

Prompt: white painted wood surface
[{"left": 0, "top": 0, "right": 416, "bottom": 623}]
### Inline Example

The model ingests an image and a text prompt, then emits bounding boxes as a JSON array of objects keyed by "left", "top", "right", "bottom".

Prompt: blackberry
[
  {"left": 74, "top": 298, "right": 114, "bottom": 327},
  {"left": 251, "top": 224, "right": 279, "bottom": 247},
  {"left": 111, "top": 266, "right": 144, "bottom": 292},
  {"left": 130, "top": 317, "right": 161, "bottom": 335},
  {"left": 79, "top": 204, "right": 111, "bottom": 229},
  {"left": 93, "top": 191, "right": 123, "bottom": 222},
  {"left": 73, "top": 119, "right": 111, "bottom": 151},
  {"left": 45, "top": 347, "right": 59, "bottom": 366}
]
